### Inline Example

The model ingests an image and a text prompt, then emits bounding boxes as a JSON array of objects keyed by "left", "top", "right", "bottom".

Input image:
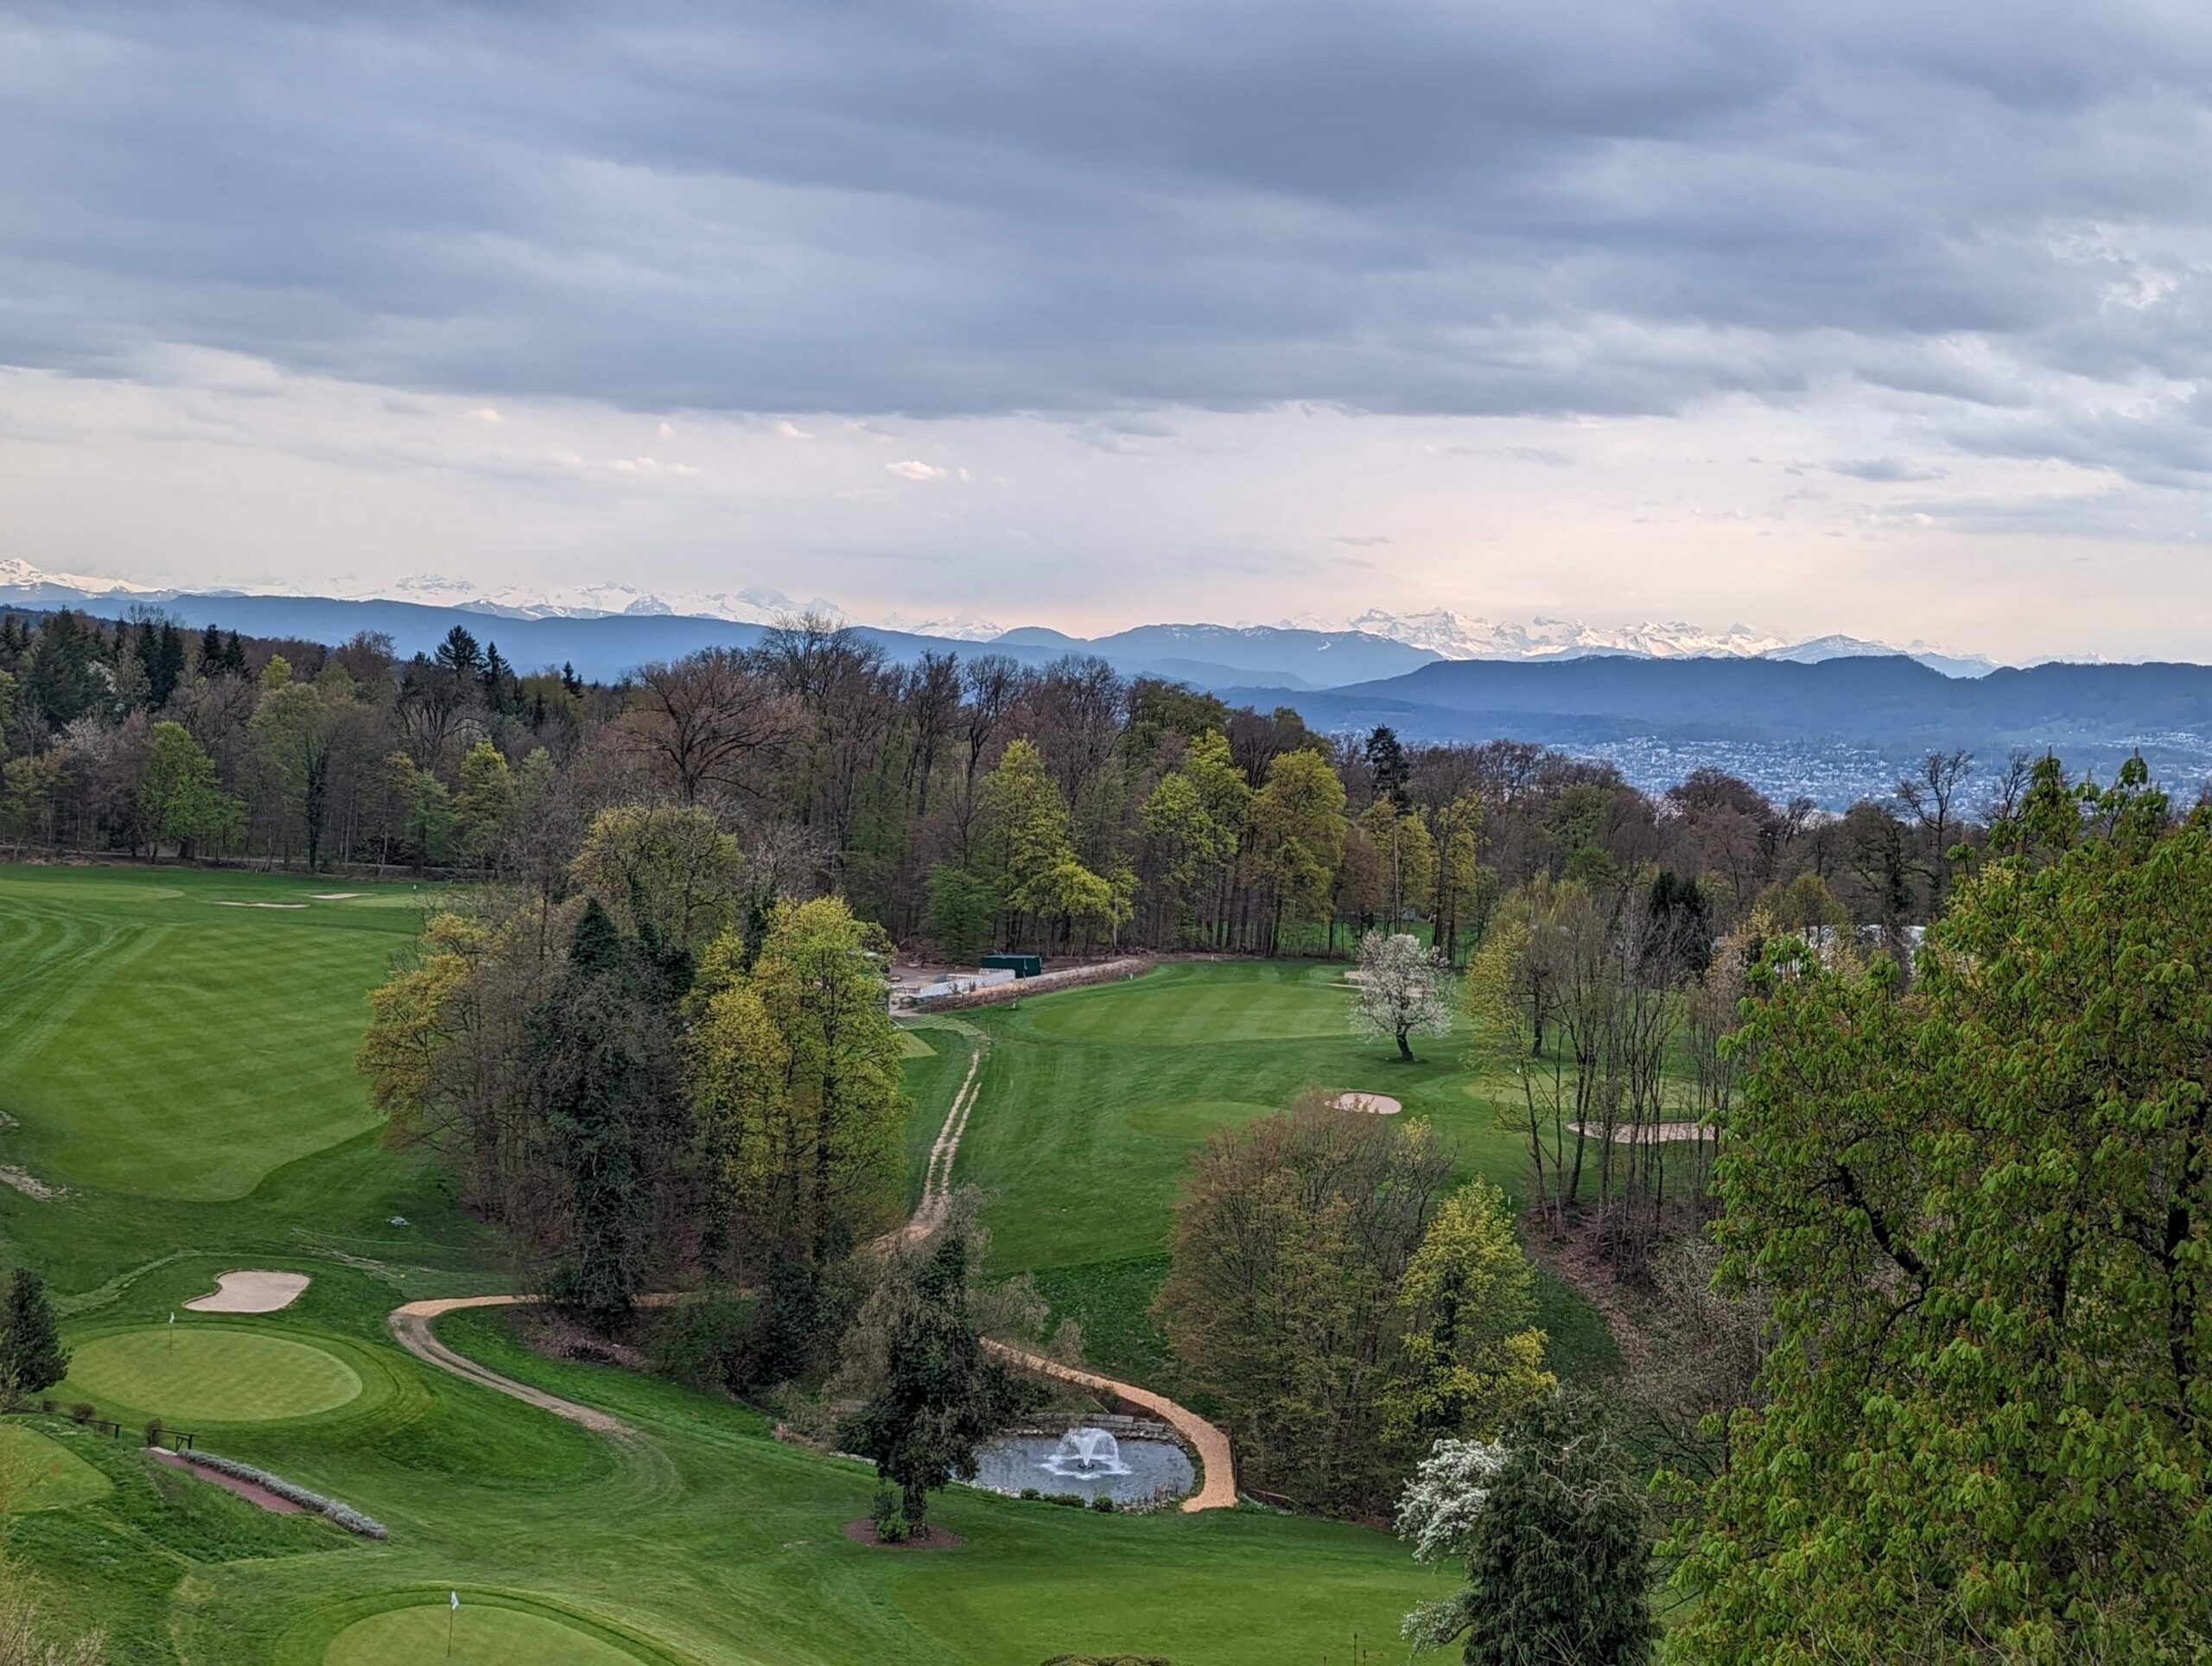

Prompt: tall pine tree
[
  {"left": 526, "top": 900, "right": 680, "bottom": 1328},
  {"left": 0, "top": 1270, "right": 68, "bottom": 1401}
]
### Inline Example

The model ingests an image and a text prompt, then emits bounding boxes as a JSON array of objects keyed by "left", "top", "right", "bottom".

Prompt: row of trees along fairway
[{"left": 10, "top": 606, "right": 2018, "bottom": 967}]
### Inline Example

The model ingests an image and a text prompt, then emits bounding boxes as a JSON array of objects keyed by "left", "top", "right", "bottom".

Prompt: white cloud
[
  {"left": 887, "top": 459, "right": 946, "bottom": 481},
  {"left": 467, "top": 407, "right": 504, "bottom": 428},
  {"left": 658, "top": 420, "right": 677, "bottom": 437},
  {"left": 775, "top": 420, "right": 815, "bottom": 442}
]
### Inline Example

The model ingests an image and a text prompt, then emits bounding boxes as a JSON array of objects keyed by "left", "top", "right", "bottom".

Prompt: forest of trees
[{"left": 0, "top": 605, "right": 2012, "bottom": 962}]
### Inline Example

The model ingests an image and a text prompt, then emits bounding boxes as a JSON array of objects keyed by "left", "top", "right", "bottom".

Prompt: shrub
[
  {"left": 1020, "top": 1486, "right": 1041, "bottom": 1500},
  {"left": 68, "top": 1402, "right": 94, "bottom": 1426},
  {"left": 870, "top": 1485, "right": 909, "bottom": 1544},
  {"left": 1090, "top": 1494, "right": 1116, "bottom": 1513},
  {"left": 1052, "top": 1492, "right": 1084, "bottom": 1508},
  {"left": 143, "top": 1417, "right": 164, "bottom": 1448}
]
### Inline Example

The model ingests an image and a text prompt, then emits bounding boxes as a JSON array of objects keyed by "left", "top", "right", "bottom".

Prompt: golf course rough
[{"left": 63, "top": 1328, "right": 364, "bottom": 1422}]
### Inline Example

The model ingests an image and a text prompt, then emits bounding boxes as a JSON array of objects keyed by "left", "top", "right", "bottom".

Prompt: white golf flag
[
  {"left": 168, "top": 1313, "right": 175, "bottom": 1325},
  {"left": 450, "top": 1592, "right": 460, "bottom": 1610}
]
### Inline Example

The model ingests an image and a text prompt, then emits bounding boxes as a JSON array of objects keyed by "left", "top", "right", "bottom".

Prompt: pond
[{"left": 970, "top": 1425, "right": 1194, "bottom": 1507}]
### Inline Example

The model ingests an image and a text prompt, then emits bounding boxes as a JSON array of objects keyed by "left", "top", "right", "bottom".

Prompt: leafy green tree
[
  {"left": 694, "top": 897, "right": 906, "bottom": 1261},
  {"left": 0, "top": 754, "right": 65, "bottom": 855},
  {"left": 250, "top": 677, "right": 344, "bottom": 867},
  {"left": 924, "top": 862, "right": 998, "bottom": 961},
  {"left": 1156, "top": 1097, "right": 1545, "bottom": 1513},
  {"left": 1429, "top": 794, "right": 1486, "bottom": 964},
  {"left": 452, "top": 740, "right": 514, "bottom": 871},
  {"left": 0, "top": 1270, "right": 68, "bottom": 1401},
  {"left": 1249, "top": 747, "right": 1346, "bottom": 948},
  {"left": 1382, "top": 1180, "right": 1551, "bottom": 1447},
  {"left": 843, "top": 1230, "right": 1039, "bottom": 1535},
  {"left": 570, "top": 804, "right": 742, "bottom": 952},
  {"left": 137, "top": 720, "right": 242, "bottom": 860},
  {"left": 1399, "top": 1389, "right": 1656, "bottom": 1665},
  {"left": 1673, "top": 762, "right": 2212, "bottom": 1661}
]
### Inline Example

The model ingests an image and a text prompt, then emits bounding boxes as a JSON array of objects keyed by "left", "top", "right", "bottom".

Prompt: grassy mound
[
  {"left": 324, "top": 1602, "right": 645, "bottom": 1664},
  {"left": 63, "top": 1329, "right": 363, "bottom": 1422},
  {"left": 0, "top": 1423, "right": 109, "bottom": 1512}
]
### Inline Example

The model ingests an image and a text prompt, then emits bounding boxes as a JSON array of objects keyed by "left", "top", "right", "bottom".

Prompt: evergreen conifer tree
[{"left": 0, "top": 1270, "right": 68, "bottom": 1401}]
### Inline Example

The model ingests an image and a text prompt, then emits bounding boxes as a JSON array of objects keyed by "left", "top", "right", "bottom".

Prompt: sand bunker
[
  {"left": 0, "top": 1167, "right": 61, "bottom": 1200},
  {"left": 209, "top": 900, "right": 308, "bottom": 909},
  {"left": 1567, "top": 1120, "right": 1710, "bottom": 1143},
  {"left": 310, "top": 892, "right": 365, "bottom": 900},
  {"left": 185, "top": 1269, "right": 311, "bottom": 1313},
  {"left": 1330, "top": 1091, "right": 1402, "bottom": 1115}
]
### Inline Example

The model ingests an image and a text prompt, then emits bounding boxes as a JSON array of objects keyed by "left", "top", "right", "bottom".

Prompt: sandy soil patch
[
  {"left": 208, "top": 900, "right": 308, "bottom": 909},
  {"left": 1567, "top": 1119, "right": 1711, "bottom": 1143},
  {"left": 310, "top": 892, "right": 365, "bottom": 900},
  {"left": 185, "top": 1269, "right": 311, "bottom": 1313},
  {"left": 148, "top": 1448, "right": 303, "bottom": 1513},
  {"left": 0, "top": 1167, "right": 62, "bottom": 1200},
  {"left": 1330, "top": 1091, "right": 1402, "bottom": 1115}
]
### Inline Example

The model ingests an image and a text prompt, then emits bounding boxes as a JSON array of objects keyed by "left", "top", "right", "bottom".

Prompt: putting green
[
  {"left": 0, "top": 1424, "right": 108, "bottom": 1512},
  {"left": 63, "top": 1329, "right": 363, "bottom": 1422},
  {"left": 325, "top": 1603, "right": 643, "bottom": 1664}
]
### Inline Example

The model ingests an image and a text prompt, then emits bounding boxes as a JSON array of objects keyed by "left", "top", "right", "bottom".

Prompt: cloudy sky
[{"left": 4, "top": 1, "right": 2212, "bottom": 658}]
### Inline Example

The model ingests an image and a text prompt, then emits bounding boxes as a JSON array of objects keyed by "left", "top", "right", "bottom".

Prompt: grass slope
[{"left": 0, "top": 866, "right": 1467, "bottom": 1663}]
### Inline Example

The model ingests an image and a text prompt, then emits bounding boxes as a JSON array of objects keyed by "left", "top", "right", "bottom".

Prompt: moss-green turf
[
  {"left": 0, "top": 863, "right": 1613, "bottom": 1663},
  {"left": 62, "top": 1330, "right": 364, "bottom": 1424}
]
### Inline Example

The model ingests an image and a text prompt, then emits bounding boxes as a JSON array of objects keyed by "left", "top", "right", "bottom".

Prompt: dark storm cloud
[{"left": 6, "top": 0, "right": 2212, "bottom": 460}]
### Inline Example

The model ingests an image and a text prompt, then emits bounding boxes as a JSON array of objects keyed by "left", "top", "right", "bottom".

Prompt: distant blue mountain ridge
[{"left": 6, "top": 579, "right": 2207, "bottom": 805}]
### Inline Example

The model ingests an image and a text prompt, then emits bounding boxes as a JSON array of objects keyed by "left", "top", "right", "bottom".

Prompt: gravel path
[{"left": 385, "top": 1294, "right": 632, "bottom": 1435}]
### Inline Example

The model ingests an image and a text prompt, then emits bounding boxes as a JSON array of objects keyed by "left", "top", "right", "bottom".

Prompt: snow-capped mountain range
[
  {"left": 0, "top": 560, "right": 2003, "bottom": 673},
  {"left": 1324, "top": 607, "right": 1999, "bottom": 677}
]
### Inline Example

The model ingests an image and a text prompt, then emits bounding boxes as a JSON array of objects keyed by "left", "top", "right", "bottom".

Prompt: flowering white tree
[
  {"left": 1351, "top": 930, "right": 1454, "bottom": 1061},
  {"left": 1395, "top": 1436, "right": 1507, "bottom": 1650}
]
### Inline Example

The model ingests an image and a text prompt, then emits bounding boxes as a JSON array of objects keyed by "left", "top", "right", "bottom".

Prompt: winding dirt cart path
[{"left": 387, "top": 1294, "right": 633, "bottom": 1435}]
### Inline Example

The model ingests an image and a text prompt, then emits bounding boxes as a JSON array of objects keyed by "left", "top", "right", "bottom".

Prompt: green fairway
[
  {"left": 324, "top": 1601, "right": 646, "bottom": 1664},
  {"left": 0, "top": 864, "right": 1594, "bottom": 1663},
  {"left": 0, "top": 1423, "right": 109, "bottom": 1512},
  {"left": 0, "top": 865, "right": 426, "bottom": 1201},
  {"left": 62, "top": 1328, "right": 364, "bottom": 1422},
  {"left": 948, "top": 959, "right": 1620, "bottom": 1389}
]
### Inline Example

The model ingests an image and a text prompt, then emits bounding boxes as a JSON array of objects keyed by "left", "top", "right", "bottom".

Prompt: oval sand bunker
[
  {"left": 187, "top": 1270, "right": 310, "bottom": 1313},
  {"left": 1331, "top": 1091, "right": 1402, "bottom": 1115}
]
